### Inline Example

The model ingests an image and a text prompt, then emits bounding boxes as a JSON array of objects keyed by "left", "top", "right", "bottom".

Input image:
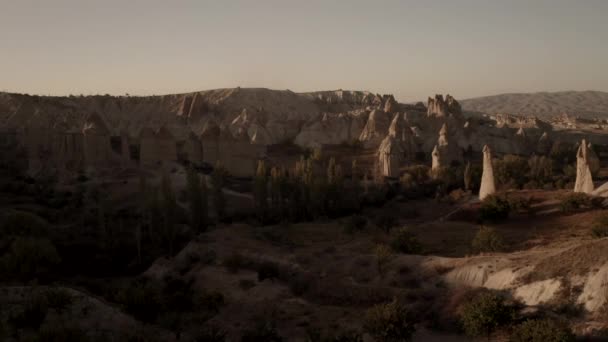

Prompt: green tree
[
  {"left": 471, "top": 226, "right": 505, "bottom": 253},
  {"left": 364, "top": 298, "right": 415, "bottom": 342},
  {"left": 459, "top": 291, "right": 516, "bottom": 340},
  {"left": 510, "top": 318, "right": 575, "bottom": 342}
]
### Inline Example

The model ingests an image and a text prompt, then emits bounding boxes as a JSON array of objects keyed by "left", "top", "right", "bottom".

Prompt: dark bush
[
  {"left": 1, "top": 237, "right": 61, "bottom": 280},
  {"left": 10, "top": 292, "right": 48, "bottom": 330},
  {"left": 223, "top": 252, "right": 250, "bottom": 273},
  {"left": 195, "top": 325, "right": 227, "bottom": 342},
  {"left": 459, "top": 291, "right": 516, "bottom": 339},
  {"left": 374, "top": 213, "right": 398, "bottom": 234},
  {"left": 364, "top": 298, "right": 415, "bottom": 342},
  {"left": 479, "top": 194, "right": 511, "bottom": 222},
  {"left": 510, "top": 318, "right": 575, "bottom": 342},
  {"left": 343, "top": 215, "right": 367, "bottom": 234},
  {"left": 45, "top": 288, "right": 73, "bottom": 313},
  {"left": 471, "top": 226, "right": 505, "bottom": 253},
  {"left": 118, "top": 279, "right": 163, "bottom": 322},
  {"left": 591, "top": 213, "right": 608, "bottom": 238},
  {"left": 389, "top": 228, "right": 422, "bottom": 254},
  {"left": 559, "top": 193, "right": 603, "bottom": 213},
  {"left": 256, "top": 261, "right": 281, "bottom": 282},
  {"left": 35, "top": 323, "right": 90, "bottom": 342},
  {"left": 241, "top": 321, "right": 283, "bottom": 342}
]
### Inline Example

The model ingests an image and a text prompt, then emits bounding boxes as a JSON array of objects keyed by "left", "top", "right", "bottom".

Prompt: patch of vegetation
[
  {"left": 458, "top": 291, "right": 516, "bottom": 339},
  {"left": 223, "top": 252, "right": 251, "bottom": 273},
  {"left": 374, "top": 244, "right": 394, "bottom": 277},
  {"left": 9, "top": 291, "right": 48, "bottom": 330},
  {"left": 195, "top": 325, "right": 227, "bottom": 342},
  {"left": 1, "top": 237, "right": 61, "bottom": 280},
  {"left": 389, "top": 228, "right": 422, "bottom": 254},
  {"left": 241, "top": 320, "right": 283, "bottom": 342},
  {"left": 510, "top": 318, "right": 575, "bottom": 342},
  {"left": 374, "top": 213, "right": 398, "bottom": 234},
  {"left": 364, "top": 298, "right": 415, "bottom": 342},
  {"left": 471, "top": 226, "right": 505, "bottom": 253},
  {"left": 479, "top": 194, "right": 511, "bottom": 222},
  {"left": 256, "top": 260, "right": 281, "bottom": 282},
  {"left": 591, "top": 212, "right": 608, "bottom": 238},
  {"left": 559, "top": 193, "right": 603, "bottom": 213},
  {"left": 45, "top": 288, "right": 73, "bottom": 313},
  {"left": 343, "top": 214, "right": 367, "bottom": 234}
]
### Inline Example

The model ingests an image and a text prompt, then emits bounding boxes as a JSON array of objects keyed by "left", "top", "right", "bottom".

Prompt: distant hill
[{"left": 460, "top": 91, "right": 608, "bottom": 119}]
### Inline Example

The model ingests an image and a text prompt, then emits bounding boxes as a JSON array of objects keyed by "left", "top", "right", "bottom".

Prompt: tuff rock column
[
  {"left": 479, "top": 145, "right": 496, "bottom": 200},
  {"left": 574, "top": 139, "right": 594, "bottom": 194}
]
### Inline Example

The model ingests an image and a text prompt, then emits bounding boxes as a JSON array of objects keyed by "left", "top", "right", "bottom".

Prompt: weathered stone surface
[
  {"left": 574, "top": 139, "right": 594, "bottom": 194},
  {"left": 359, "top": 109, "right": 390, "bottom": 148},
  {"left": 427, "top": 94, "right": 462, "bottom": 119},
  {"left": 479, "top": 145, "right": 496, "bottom": 200},
  {"left": 431, "top": 145, "right": 442, "bottom": 171},
  {"left": 377, "top": 135, "right": 404, "bottom": 177}
]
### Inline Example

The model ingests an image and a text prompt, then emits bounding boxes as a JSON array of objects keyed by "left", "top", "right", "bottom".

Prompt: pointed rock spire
[
  {"left": 574, "top": 139, "right": 594, "bottom": 194},
  {"left": 479, "top": 145, "right": 496, "bottom": 200}
]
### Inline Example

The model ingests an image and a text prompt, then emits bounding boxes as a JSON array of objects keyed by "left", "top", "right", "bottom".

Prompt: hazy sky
[{"left": 1, "top": 0, "right": 607, "bottom": 101}]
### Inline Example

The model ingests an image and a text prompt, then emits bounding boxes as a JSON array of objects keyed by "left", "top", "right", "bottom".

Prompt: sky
[{"left": 1, "top": 0, "right": 607, "bottom": 102}]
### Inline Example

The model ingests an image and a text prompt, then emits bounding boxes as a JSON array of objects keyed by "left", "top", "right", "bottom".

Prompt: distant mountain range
[{"left": 460, "top": 91, "right": 608, "bottom": 119}]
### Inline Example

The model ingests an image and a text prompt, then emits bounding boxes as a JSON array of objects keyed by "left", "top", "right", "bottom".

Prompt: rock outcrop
[
  {"left": 432, "top": 123, "right": 462, "bottom": 168},
  {"left": 574, "top": 139, "right": 594, "bottom": 194},
  {"left": 427, "top": 94, "right": 462, "bottom": 119},
  {"left": 479, "top": 145, "right": 496, "bottom": 200},
  {"left": 377, "top": 135, "right": 404, "bottom": 178},
  {"left": 359, "top": 109, "right": 390, "bottom": 148}
]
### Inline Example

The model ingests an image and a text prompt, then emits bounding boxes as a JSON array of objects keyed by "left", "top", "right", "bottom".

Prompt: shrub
[
  {"left": 364, "top": 298, "right": 415, "bottom": 342},
  {"left": 479, "top": 194, "right": 511, "bottom": 222},
  {"left": 510, "top": 318, "right": 575, "bottom": 342},
  {"left": 1, "top": 237, "right": 61, "bottom": 280},
  {"left": 118, "top": 279, "right": 163, "bottom": 322},
  {"left": 223, "top": 252, "right": 250, "bottom": 273},
  {"left": 10, "top": 292, "right": 48, "bottom": 330},
  {"left": 241, "top": 321, "right": 283, "bottom": 342},
  {"left": 591, "top": 213, "right": 608, "bottom": 238},
  {"left": 374, "top": 213, "right": 398, "bottom": 234},
  {"left": 374, "top": 244, "right": 394, "bottom": 277},
  {"left": 459, "top": 291, "right": 516, "bottom": 339},
  {"left": 195, "top": 325, "right": 227, "bottom": 342},
  {"left": 471, "top": 226, "right": 504, "bottom": 253},
  {"left": 35, "top": 323, "right": 90, "bottom": 342},
  {"left": 343, "top": 215, "right": 367, "bottom": 234},
  {"left": 256, "top": 261, "right": 281, "bottom": 282},
  {"left": 45, "top": 288, "right": 73, "bottom": 313},
  {"left": 0, "top": 210, "right": 49, "bottom": 237},
  {"left": 389, "top": 228, "right": 422, "bottom": 254},
  {"left": 559, "top": 193, "right": 603, "bottom": 213}
]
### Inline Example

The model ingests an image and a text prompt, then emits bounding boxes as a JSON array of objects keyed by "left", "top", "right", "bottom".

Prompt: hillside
[{"left": 460, "top": 91, "right": 608, "bottom": 119}]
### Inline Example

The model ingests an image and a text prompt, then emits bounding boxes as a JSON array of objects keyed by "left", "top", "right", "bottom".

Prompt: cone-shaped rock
[
  {"left": 377, "top": 135, "right": 404, "bottom": 177},
  {"left": 574, "top": 139, "right": 594, "bottom": 194},
  {"left": 479, "top": 145, "right": 496, "bottom": 200}
]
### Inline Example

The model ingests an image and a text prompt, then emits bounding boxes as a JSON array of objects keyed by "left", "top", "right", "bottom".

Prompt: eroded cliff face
[{"left": 1, "top": 88, "right": 604, "bottom": 179}]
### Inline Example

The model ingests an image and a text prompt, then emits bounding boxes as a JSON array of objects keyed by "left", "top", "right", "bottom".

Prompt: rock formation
[
  {"left": 536, "top": 132, "right": 552, "bottom": 155},
  {"left": 574, "top": 139, "right": 594, "bottom": 194},
  {"left": 479, "top": 145, "right": 496, "bottom": 200},
  {"left": 431, "top": 145, "right": 442, "bottom": 171},
  {"left": 82, "top": 113, "right": 113, "bottom": 170},
  {"left": 377, "top": 135, "right": 404, "bottom": 178},
  {"left": 359, "top": 109, "right": 390, "bottom": 148},
  {"left": 427, "top": 94, "right": 462, "bottom": 119},
  {"left": 432, "top": 123, "right": 462, "bottom": 168}
]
